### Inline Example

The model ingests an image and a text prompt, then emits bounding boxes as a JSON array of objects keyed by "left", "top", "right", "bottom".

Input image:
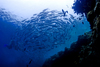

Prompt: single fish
[
  {"left": 62, "top": 9, "right": 68, "bottom": 16},
  {"left": 82, "top": 22, "right": 84, "bottom": 24},
  {"left": 73, "top": 25, "right": 75, "bottom": 27},
  {"left": 29, "top": 59, "right": 32, "bottom": 64},
  {"left": 62, "top": 9, "right": 65, "bottom": 16}
]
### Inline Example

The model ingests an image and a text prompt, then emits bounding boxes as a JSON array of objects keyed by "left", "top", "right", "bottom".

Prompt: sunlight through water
[
  {"left": 0, "top": 0, "right": 91, "bottom": 67},
  {"left": 0, "top": 0, "right": 74, "bottom": 19}
]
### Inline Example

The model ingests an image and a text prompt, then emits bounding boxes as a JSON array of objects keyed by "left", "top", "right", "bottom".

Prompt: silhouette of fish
[
  {"left": 73, "top": 25, "right": 75, "bottom": 27},
  {"left": 79, "top": 18, "right": 82, "bottom": 20},
  {"left": 82, "top": 22, "right": 84, "bottom": 24},
  {"left": 62, "top": 9, "right": 68, "bottom": 16},
  {"left": 29, "top": 59, "right": 32, "bottom": 64}
]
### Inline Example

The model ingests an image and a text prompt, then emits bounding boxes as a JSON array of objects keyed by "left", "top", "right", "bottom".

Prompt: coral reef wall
[{"left": 42, "top": 0, "right": 100, "bottom": 67}]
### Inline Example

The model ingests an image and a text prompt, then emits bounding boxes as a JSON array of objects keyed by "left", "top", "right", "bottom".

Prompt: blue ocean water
[{"left": 0, "top": 7, "right": 91, "bottom": 67}]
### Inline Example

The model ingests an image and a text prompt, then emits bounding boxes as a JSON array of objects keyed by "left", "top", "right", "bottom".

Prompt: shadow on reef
[{"left": 42, "top": 0, "right": 100, "bottom": 67}]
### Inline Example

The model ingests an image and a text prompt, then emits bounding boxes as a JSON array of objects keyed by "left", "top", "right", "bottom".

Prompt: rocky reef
[
  {"left": 72, "top": 0, "right": 96, "bottom": 15},
  {"left": 42, "top": 0, "right": 100, "bottom": 67}
]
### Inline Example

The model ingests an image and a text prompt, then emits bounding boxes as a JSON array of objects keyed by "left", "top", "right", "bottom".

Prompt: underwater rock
[
  {"left": 87, "top": 10, "right": 95, "bottom": 29},
  {"left": 94, "top": 2, "right": 100, "bottom": 15},
  {"left": 42, "top": 31, "right": 92, "bottom": 67}
]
